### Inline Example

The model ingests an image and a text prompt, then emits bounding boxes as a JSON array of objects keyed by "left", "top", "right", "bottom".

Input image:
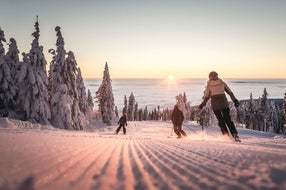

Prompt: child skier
[
  {"left": 171, "top": 105, "right": 187, "bottom": 138},
  {"left": 116, "top": 113, "right": 127, "bottom": 135},
  {"left": 199, "top": 71, "right": 241, "bottom": 142}
]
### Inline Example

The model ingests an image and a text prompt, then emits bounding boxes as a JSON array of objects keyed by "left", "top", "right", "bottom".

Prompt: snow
[{"left": 0, "top": 118, "right": 286, "bottom": 190}]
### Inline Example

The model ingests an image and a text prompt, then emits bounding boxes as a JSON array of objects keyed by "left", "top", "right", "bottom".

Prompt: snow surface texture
[{"left": 0, "top": 118, "right": 285, "bottom": 190}]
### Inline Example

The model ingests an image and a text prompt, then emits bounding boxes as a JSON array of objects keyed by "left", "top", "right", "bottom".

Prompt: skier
[
  {"left": 199, "top": 71, "right": 241, "bottom": 142},
  {"left": 116, "top": 113, "right": 127, "bottom": 135},
  {"left": 171, "top": 105, "right": 187, "bottom": 138}
]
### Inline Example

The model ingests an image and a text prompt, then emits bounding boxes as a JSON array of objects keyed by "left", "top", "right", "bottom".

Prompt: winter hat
[{"left": 209, "top": 71, "right": 218, "bottom": 80}]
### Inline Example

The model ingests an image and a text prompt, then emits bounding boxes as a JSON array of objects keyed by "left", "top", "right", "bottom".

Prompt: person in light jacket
[{"left": 199, "top": 71, "right": 241, "bottom": 142}]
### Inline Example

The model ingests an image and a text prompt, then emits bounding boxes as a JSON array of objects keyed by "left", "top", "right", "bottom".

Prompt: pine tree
[
  {"left": 13, "top": 18, "right": 51, "bottom": 124},
  {"left": 143, "top": 106, "right": 148, "bottom": 120},
  {"left": 175, "top": 92, "right": 191, "bottom": 120},
  {"left": 123, "top": 95, "right": 127, "bottom": 114},
  {"left": 245, "top": 93, "right": 257, "bottom": 130},
  {"left": 96, "top": 62, "right": 115, "bottom": 125},
  {"left": 259, "top": 88, "right": 269, "bottom": 131},
  {"left": 24, "top": 17, "right": 51, "bottom": 124},
  {"left": 115, "top": 106, "right": 119, "bottom": 118},
  {"left": 76, "top": 68, "right": 89, "bottom": 115},
  {"left": 0, "top": 34, "right": 17, "bottom": 117},
  {"left": 49, "top": 26, "right": 86, "bottom": 129},
  {"left": 128, "top": 92, "right": 135, "bottom": 121},
  {"left": 134, "top": 103, "right": 139, "bottom": 121},
  {"left": 87, "top": 89, "right": 94, "bottom": 111}
]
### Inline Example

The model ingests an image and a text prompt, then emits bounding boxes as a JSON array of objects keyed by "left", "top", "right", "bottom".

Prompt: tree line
[{"left": 0, "top": 18, "right": 93, "bottom": 129}]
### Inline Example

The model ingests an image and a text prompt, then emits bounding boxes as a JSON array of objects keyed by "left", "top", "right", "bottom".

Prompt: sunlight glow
[{"left": 168, "top": 74, "right": 175, "bottom": 81}]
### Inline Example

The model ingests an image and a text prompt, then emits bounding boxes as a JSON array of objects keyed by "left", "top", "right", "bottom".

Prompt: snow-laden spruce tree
[
  {"left": 128, "top": 92, "right": 135, "bottom": 121},
  {"left": 134, "top": 103, "right": 139, "bottom": 121},
  {"left": 259, "top": 88, "right": 269, "bottom": 131},
  {"left": 49, "top": 26, "right": 87, "bottom": 130},
  {"left": 87, "top": 89, "right": 94, "bottom": 111},
  {"left": 245, "top": 93, "right": 257, "bottom": 130},
  {"left": 50, "top": 84, "right": 73, "bottom": 129},
  {"left": 96, "top": 62, "right": 115, "bottom": 126},
  {"left": 0, "top": 34, "right": 18, "bottom": 117},
  {"left": 175, "top": 93, "right": 191, "bottom": 120},
  {"left": 14, "top": 18, "right": 50, "bottom": 124},
  {"left": 122, "top": 95, "right": 127, "bottom": 114},
  {"left": 76, "top": 68, "right": 89, "bottom": 115},
  {"left": 25, "top": 18, "right": 50, "bottom": 124}
]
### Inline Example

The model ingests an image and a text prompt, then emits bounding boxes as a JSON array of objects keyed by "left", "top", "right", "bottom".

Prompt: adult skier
[
  {"left": 171, "top": 105, "right": 187, "bottom": 138},
  {"left": 116, "top": 113, "right": 127, "bottom": 135},
  {"left": 199, "top": 71, "right": 241, "bottom": 142}
]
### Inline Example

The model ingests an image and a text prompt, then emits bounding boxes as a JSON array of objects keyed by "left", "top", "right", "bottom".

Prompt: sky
[{"left": 1, "top": 0, "right": 286, "bottom": 79}]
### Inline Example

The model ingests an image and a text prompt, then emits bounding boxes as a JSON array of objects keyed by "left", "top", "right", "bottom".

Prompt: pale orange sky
[{"left": 1, "top": 0, "right": 286, "bottom": 79}]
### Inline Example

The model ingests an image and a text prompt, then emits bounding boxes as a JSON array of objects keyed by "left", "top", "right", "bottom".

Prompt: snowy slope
[{"left": 0, "top": 118, "right": 285, "bottom": 190}]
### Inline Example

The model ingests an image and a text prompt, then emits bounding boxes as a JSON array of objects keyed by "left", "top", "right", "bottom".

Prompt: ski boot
[{"left": 234, "top": 135, "right": 241, "bottom": 142}]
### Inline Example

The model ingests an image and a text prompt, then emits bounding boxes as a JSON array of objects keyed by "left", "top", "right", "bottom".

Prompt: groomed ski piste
[{"left": 0, "top": 117, "right": 286, "bottom": 190}]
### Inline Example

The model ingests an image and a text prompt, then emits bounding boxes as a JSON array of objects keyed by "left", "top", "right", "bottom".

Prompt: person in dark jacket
[
  {"left": 171, "top": 105, "right": 187, "bottom": 138},
  {"left": 199, "top": 71, "right": 241, "bottom": 142},
  {"left": 116, "top": 113, "right": 127, "bottom": 135}
]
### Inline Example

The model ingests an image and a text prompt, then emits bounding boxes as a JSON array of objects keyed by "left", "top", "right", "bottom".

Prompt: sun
[{"left": 168, "top": 74, "right": 175, "bottom": 81}]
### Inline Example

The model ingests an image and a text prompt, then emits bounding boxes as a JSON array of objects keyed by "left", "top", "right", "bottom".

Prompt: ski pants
[
  {"left": 213, "top": 108, "right": 238, "bottom": 137},
  {"left": 174, "top": 125, "right": 187, "bottom": 138},
  {"left": 116, "top": 124, "right": 126, "bottom": 134}
]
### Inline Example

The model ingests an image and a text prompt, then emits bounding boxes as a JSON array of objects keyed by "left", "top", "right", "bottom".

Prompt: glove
[
  {"left": 199, "top": 103, "right": 204, "bottom": 110},
  {"left": 234, "top": 99, "right": 240, "bottom": 107}
]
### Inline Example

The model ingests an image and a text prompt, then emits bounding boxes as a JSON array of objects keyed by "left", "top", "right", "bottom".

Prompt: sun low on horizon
[{"left": 168, "top": 74, "right": 175, "bottom": 81}]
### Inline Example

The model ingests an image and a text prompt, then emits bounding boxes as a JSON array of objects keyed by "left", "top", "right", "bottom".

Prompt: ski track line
[
  {"left": 128, "top": 138, "right": 160, "bottom": 190},
  {"left": 42, "top": 137, "right": 119, "bottom": 190},
  {"left": 37, "top": 138, "right": 108, "bottom": 189},
  {"left": 143, "top": 140, "right": 221, "bottom": 188},
  {"left": 26, "top": 138, "right": 97, "bottom": 188},
  {"left": 67, "top": 138, "right": 132, "bottom": 190},
  {"left": 154, "top": 140, "right": 249, "bottom": 188},
  {"left": 136, "top": 139, "right": 203, "bottom": 190},
  {"left": 0, "top": 133, "right": 79, "bottom": 187},
  {"left": 144, "top": 140, "right": 247, "bottom": 189},
  {"left": 155, "top": 140, "right": 286, "bottom": 189},
  {"left": 133, "top": 139, "right": 184, "bottom": 190},
  {"left": 90, "top": 139, "right": 124, "bottom": 190}
]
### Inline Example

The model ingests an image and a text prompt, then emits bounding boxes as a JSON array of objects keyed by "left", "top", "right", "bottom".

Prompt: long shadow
[
  {"left": 17, "top": 176, "right": 35, "bottom": 190},
  {"left": 0, "top": 176, "right": 35, "bottom": 190}
]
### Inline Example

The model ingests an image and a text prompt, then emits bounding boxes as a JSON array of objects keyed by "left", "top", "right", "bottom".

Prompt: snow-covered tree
[
  {"left": 50, "top": 84, "right": 73, "bottom": 129},
  {"left": 95, "top": 62, "right": 115, "bottom": 125},
  {"left": 49, "top": 26, "right": 86, "bottom": 129},
  {"left": 175, "top": 93, "right": 191, "bottom": 120},
  {"left": 259, "top": 88, "right": 269, "bottom": 131},
  {"left": 115, "top": 106, "right": 119, "bottom": 118},
  {"left": 128, "top": 92, "right": 135, "bottom": 121},
  {"left": 0, "top": 34, "right": 17, "bottom": 117},
  {"left": 14, "top": 18, "right": 51, "bottom": 124},
  {"left": 87, "top": 89, "right": 94, "bottom": 111},
  {"left": 76, "top": 68, "right": 89, "bottom": 115},
  {"left": 23, "top": 17, "right": 51, "bottom": 124},
  {"left": 134, "top": 103, "right": 139, "bottom": 121},
  {"left": 122, "top": 95, "right": 127, "bottom": 114},
  {"left": 143, "top": 106, "right": 148, "bottom": 120},
  {"left": 245, "top": 93, "right": 257, "bottom": 130}
]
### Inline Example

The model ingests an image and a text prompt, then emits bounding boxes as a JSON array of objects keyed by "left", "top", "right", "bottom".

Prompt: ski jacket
[
  {"left": 118, "top": 116, "right": 127, "bottom": 126},
  {"left": 171, "top": 107, "right": 184, "bottom": 126},
  {"left": 201, "top": 78, "right": 237, "bottom": 110}
]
